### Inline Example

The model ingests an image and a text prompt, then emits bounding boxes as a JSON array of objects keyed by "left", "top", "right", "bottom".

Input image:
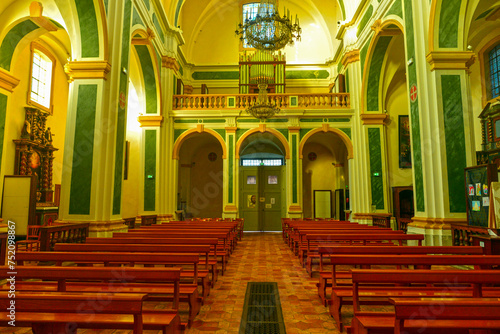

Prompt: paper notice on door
[
  {"left": 270, "top": 198, "right": 275, "bottom": 204},
  {"left": 265, "top": 204, "right": 272, "bottom": 208}
]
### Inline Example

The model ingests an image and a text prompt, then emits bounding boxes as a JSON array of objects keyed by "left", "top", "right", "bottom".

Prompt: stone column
[
  {"left": 224, "top": 123, "right": 238, "bottom": 218},
  {"left": 288, "top": 121, "right": 302, "bottom": 218}
]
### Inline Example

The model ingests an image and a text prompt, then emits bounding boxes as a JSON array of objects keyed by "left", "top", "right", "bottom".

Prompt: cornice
[
  {"left": 426, "top": 51, "right": 476, "bottom": 71},
  {"left": 138, "top": 115, "right": 164, "bottom": 127},
  {"left": 360, "top": 113, "right": 389, "bottom": 125},
  {"left": 0, "top": 69, "right": 20, "bottom": 92},
  {"left": 64, "top": 61, "right": 111, "bottom": 81}
]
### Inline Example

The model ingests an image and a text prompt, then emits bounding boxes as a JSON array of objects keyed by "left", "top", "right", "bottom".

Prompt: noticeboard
[{"left": 465, "top": 164, "right": 498, "bottom": 227}]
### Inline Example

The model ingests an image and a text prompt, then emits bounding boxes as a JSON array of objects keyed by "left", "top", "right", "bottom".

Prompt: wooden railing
[
  {"left": 172, "top": 93, "right": 351, "bottom": 110},
  {"left": 450, "top": 223, "right": 491, "bottom": 246},
  {"left": 39, "top": 222, "right": 89, "bottom": 251}
]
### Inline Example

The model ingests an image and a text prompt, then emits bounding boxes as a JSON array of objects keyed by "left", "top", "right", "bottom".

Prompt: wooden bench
[
  {"left": 348, "top": 269, "right": 500, "bottom": 334},
  {"left": 0, "top": 266, "right": 184, "bottom": 333},
  {"left": 391, "top": 298, "right": 500, "bottom": 334},
  {"left": 316, "top": 245, "right": 484, "bottom": 306},
  {"left": 14, "top": 251, "right": 203, "bottom": 325},
  {"left": 326, "top": 255, "right": 500, "bottom": 331},
  {"left": 0, "top": 291, "right": 171, "bottom": 334},
  {"left": 85, "top": 237, "right": 219, "bottom": 286}
]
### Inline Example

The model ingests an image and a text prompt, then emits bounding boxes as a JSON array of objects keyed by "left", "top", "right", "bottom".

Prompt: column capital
[
  {"left": 162, "top": 56, "right": 180, "bottom": 71},
  {"left": 0, "top": 68, "right": 20, "bottom": 92},
  {"left": 64, "top": 61, "right": 111, "bottom": 82},
  {"left": 138, "top": 115, "right": 163, "bottom": 127},
  {"left": 225, "top": 127, "right": 238, "bottom": 133},
  {"left": 288, "top": 126, "right": 301, "bottom": 133},
  {"left": 360, "top": 113, "right": 389, "bottom": 125},
  {"left": 341, "top": 49, "right": 360, "bottom": 67},
  {"left": 426, "top": 51, "right": 476, "bottom": 71}
]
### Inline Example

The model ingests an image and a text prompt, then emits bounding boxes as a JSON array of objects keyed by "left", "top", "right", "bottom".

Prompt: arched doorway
[
  {"left": 301, "top": 131, "right": 349, "bottom": 219},
  {"left": 177, "top": 132, "right": 224, "bottom": 219},
  {"left": 238, "top": 132, "right": 286, "bottom": 231}
]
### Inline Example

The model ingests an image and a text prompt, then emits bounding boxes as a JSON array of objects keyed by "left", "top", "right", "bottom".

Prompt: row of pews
[
  {"left": 282, "top": 218, "right": 500, "bottom": 334},
  {"left": 0, "top": 218, "right": 243, "bottom": 334}
]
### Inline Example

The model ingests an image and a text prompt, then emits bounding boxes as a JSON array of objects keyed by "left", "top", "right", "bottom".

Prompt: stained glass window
[{"left": 489, "top": 44, "right": 500, "bottom": 99}]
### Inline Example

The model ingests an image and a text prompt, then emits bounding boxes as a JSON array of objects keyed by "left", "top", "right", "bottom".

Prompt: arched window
[
  {"left": 28, "top": 42, "right": 55, "bottom": 113},
  {"left": 489, "top": 43, "right": 500, "bottom": 99},
  {"left": 241, "top": 2, "right": 275, "bottom": 49}
]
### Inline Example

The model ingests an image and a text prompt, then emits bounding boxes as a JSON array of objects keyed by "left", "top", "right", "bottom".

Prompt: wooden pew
[
  {"left": 349, "top": 270, "right": 500, "bottom": 334},
  {"left": 14, "top": 251, "right": 204, "bottom": 325},
  {"left": 391, "top": 298, "right": 500, "bottom": 334},
  {"left": 316, "top": 246, "right": 484, "bottom": 306},
  {"left": 85, "top": 237, "right": 218, "bottom": 287},
  {"left": 329, "top": 255, "right": 500, "bottom": 331},
  {"left": 0, "top": 266, "right": 184, "bottom": 333},
  {"left": 0, "top": 291, "right": 169, "bottom": 334}
]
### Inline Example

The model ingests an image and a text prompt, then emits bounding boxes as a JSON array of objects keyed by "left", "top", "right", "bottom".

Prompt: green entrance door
[{"left": 240, "top": 166, "right": 283, "bottom": 231}]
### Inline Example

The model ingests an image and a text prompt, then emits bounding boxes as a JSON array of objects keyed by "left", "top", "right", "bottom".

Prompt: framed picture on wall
[{"left": 399, "top": 115, "right": 412, "bottom": 168}]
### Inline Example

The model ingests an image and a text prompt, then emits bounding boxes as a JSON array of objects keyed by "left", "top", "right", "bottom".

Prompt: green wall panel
[
  {"left": 404, "top": 0, "right": 424, "bottom": 212},
  {"left": 367, "top": 37, "right": 393, "bottom": 111},
  {"left": 339, "top": 128, "right": 351, "bottom": 139},
  {"left": 69, "top": 85, "right": 97, "bottom": 215},
  {"left": 132, "top": 7, "right": 143, "bottom": 26},
  {"left": 228, "top": 136, "right": 234, "bottom": 203},
  {"left": 357, "top": 5, "right": 373, "bottom": 37},
  {"left": 75, "top": 0, "right": 100, "bottom": 58},
  {"left": 346, "top": 69, "right": 350, "bottom": 93},
  {"left": 438, "top": 0, "right": 461, "bottom": 48},
  {"left": 476, "top": 8, "right": 494, "bottom": 21},
  {"left": 135, "top": 45, "right": 158, "bottom": 114},
  {"left": 175, "top": 0, "right": 183, "bottom": 26},
  {"left": 0, "top": 20, "right": 39, "bottom": 71},
  {"left": 203, "top": 119, "right": 226, "bottom": 123},
  {"left": 292, "top": 135, "right": 298, "bottom": 203},
  {"left": 338, "top": 0, "right": 346, "bottom": 19},
  {"left": 144, "top": 130, "right": 156, "bottom": 211},
  {"left": 300, "top": 129, "right": 312, "bottom": 141},
  {"left": 386, "top": 0, "right": 403, "bottom": 19},
  {"left": 236, "top": 129, "right": 247, "bottom": 142},
  {"left": 174, "top": 129, "right": 186, "bottom": 142},
  {"left": 238, "top": 119, "right": 260, "bottom": 123},
  {"left": 286, "top": 70, "right": 329, "bottom": 79},
  {"left": 276, "top": 129, "right": 289, "bottom": 140},
  {"left": 0, "top": 94, "right": 7, "bottom": 168},
  {"left": 442, "top": 75, "right": 467, "bottom": 212},
  {"left": 300, "top": 118, "right": 323, "bottom": 123},
  {"left": 214, "top": 129, "right": 226, "bottom": 142},
  {"left": 113, "top": 0, "right": 132, "bottom": 215},
  {"left": 328, "top": 118, "right": 350, "bottom": 123},
  {"left": 192, "top": 71, "right": 239, "bottom": 80},
  {"left": 360, "top": 41, "right": 370, "bottom": 77},
  {"left": 368, "top": 128, "right": 384, "bottom": 210},
  {"left": 266, "top": 119, "right": 288, "bottom": 123}
]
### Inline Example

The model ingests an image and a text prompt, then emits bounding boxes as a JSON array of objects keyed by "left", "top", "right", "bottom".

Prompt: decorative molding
[
  {"left": 162, "top": 56, "right": 180, "bottom": 71},
  {"left": 64, "top": 61, "right": 111, "bottom": 81},
  {"left": 225, "top": 126, "right": 237, "bottom": 133},
  {"left": 29, "top": 2, "right": 58, "bottom": 31},
  {"left": 371, "top": 19, "right": 383, "bottom": 34},
  {"left": 224, "top": 205, "right": 238, "bottom": 212},
  {"left": 360, "top": 113, "right": 389, "bottom": 125},
  {"left": 259, "top": 123, "right": 266, "bottom": 133},
  {"left": 322, "top": 123, "right": 330, "bottom": 132},
  {"left": 288, "top": 205, "right": 302, "bottom": 212},
  {"left": 288, "top": 126, "right": 301, "bottom": 133},
  {"left": 0, "top": 68, "right": 20, "bottom": 92},
  {"left": 137, "top": 115, "right": 163, "bottom": 127},
  {"left": 183, "top": 85, "right": 193, "bottom": 94},
  {"left": 426, "top": 51, "right": 476, "bottom": 71},
  {"left": 341, "top": 49, "right": 360, "bottom": 67}
]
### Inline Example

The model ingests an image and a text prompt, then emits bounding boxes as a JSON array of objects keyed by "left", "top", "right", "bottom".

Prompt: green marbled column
[
  {"left": 144, "top": 129, "right": 157, "bottom": 212},
  {"left": 368, "top": 127, "right": 384, "bottom": 210}
]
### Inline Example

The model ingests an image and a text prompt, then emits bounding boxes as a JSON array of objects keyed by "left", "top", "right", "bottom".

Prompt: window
[
  {"left": 28, "top": 43, "right": 55, "bottom": 112},
  {"left": 242, "top": 2, "right": 275, "bottom": 48},
  {"left": 489, "top": 44, "right": 500, "bottom": 99},
  {"left": 241, "top": 159, "right": 283, "bottom": 166}
]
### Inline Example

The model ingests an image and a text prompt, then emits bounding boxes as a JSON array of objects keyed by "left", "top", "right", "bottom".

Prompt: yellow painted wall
[{"left": 5, "top": 40, "right": 68, "bottom": 190}]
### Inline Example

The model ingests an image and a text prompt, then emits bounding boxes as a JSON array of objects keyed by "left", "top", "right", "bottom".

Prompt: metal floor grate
[{"left": 239, "top": 282, "right": 286, "bottom": 334}]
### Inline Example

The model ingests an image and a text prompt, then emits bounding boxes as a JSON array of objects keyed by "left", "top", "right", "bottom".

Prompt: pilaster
[{"left": 224, "top": 123, "right": 238, "bottom": 218}]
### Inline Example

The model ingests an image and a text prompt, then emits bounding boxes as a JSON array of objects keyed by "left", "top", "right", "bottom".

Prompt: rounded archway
[
  {"left": 177, "top": 132, "right": 224, "bottom": 219},
  {"left": 301, "top": 131, "right": 349, "bottom": 219},
  {"left": 238, "top": 131, "right": 287, "bottom": 231}
]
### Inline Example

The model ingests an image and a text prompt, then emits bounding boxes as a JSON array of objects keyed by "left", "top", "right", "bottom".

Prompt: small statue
[
  {"left": 44, "top": 127, "right": 53, "bottom": 145},
  {"left": 21, "top": 120, "right": 31, "bottom": 139}
]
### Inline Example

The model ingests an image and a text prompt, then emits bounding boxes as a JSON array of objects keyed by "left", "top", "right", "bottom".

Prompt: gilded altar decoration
[{"left": 14, "top": 107, "right": 58, "bottom": 203}]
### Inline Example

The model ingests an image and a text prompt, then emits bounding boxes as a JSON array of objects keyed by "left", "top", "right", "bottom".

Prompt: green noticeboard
[{"left": 465, "top": 164, "right": 498, "bottom": 227}]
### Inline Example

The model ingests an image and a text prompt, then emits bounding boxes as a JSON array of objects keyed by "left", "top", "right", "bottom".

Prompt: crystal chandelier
[
  {"left": 235, "top": 0, "right": 301, "bottom": 51},
  {"left": 246, "top": 81, "right": 280, "bottom": 120}
]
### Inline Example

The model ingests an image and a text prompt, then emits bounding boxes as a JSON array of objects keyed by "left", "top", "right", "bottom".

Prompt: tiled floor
[{"left": 4, "top": 233, "right": 344, "bottom": 334}]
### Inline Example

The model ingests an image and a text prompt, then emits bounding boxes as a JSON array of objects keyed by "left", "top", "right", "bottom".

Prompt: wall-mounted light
[
  {"left": 122, "top": 67, "right": 128, "bottom": 75},
  {"left": 407, "top": 58, "right": 414, "bottom": 66},
  {"left": 467, "top": 45, "right": 473, "bottom": 51}
]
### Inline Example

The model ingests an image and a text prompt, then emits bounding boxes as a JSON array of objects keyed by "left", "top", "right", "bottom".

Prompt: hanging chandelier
[
  {"left": 235, "top": 0, "right": 301, "bottom": 51},
  {"left": 246, "top": 81, "right": 280, "bottom": 120}
]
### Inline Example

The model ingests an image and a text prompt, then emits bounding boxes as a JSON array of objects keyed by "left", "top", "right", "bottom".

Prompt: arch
[
  {"left": 173, "top": 126, "right": 227, "bottom": 160},
  {"left": 299, "top": 127, "right": 353, "bottom": 160},
  {"left": 235, "top": 127, "right": 290, "bottom": 159},
  {"left": 360, "top": 19, "right": 405, "bottom": 113},
  {"left": 429, "top": 0, "right": 469, "bottom": 52}
]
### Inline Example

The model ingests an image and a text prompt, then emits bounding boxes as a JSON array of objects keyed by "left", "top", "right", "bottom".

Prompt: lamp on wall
[{"left": 235, "top": 0, "right": 301, "bottom": 51}]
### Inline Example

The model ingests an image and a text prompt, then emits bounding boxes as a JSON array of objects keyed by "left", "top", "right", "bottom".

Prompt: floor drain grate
[{"left": 239, "top": 282, "right": 286, "bottom": 334}]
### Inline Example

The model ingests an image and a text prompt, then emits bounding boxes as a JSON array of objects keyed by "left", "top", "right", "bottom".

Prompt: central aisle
[{"left": 187, "top": 232, "right": 341, "bottom": 334}]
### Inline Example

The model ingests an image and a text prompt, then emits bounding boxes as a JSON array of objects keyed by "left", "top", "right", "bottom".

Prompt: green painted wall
[
  {"left": 113, "top": 0, "right": 132, "bottom": 215},
  {"left": 152, "top": 13, "right": 165, "bottom": 42},
  {"left": 132, "top": 7, "right": 143, "bottom": 26},
  {"left": 214, "top": 129, "right": 226, "bottom": 141},
  {"left": 403, "top": 0, "right": 425, "bottom": 212},
  {"left": 0, "top": 93, "right": 7, "bottom": 168},
  {"left": 357, "top": 5, "right": 373, "bottom": 37},
  {"left": 75, "top": 0, "right": 100, "bottom": 58},
  {"left": 228, "top": 136, "right": 234, "bottom": 203},
  {"left": 174, "top": 129, "right": 186, "bottom": 142},
  {"left": 346, "top": 69, "right": 350, "bottom": 93},
  {"left": 144, "top": 129, "right": 156, "bottom": 211},
  {"left": 442, "top": 75, "right": 467, "bottom": 212},
  {"left": 367, "top": 37, "right": 393, "bottom": 111},
  {"left": 386, "top": 0, "right": 403, "bottom": 19},
  {"left": 292, "top": 135, "right": 298, "bottom": 203},
  {"left": 338, "top": 0, "right": 346, "bottom": 19},
  {"left": 69, "top": 85, "right": 97, "bottom": 215},
  {"left": 438, "top": 0, "right": 461, "bottom": 48},
  {"left": 340, "top": 128, "right": 351, "bottom": 139},
  {"left": 360, "top": 41, "right": 370, "bottom": 77},
  {"left": 0, "top": 20, "right": 39, "bottom": 71},
  {"left": 175, "top": 0, "right": 183, "bottom": 26},
  {"left": 192, "top": 71, "right": 239, "bottom": 80},
  {"left": 368, "top": 128, "right": 384, "bottom": 210},
  {"left": 286, "top": 70, "right": 329, "bottom": 79},
  {"left": 135, "top": 45, "right": 158, "bottom": 114},
  {"left": 277, "top": 129, "right": 289, "bottom": 140}
]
